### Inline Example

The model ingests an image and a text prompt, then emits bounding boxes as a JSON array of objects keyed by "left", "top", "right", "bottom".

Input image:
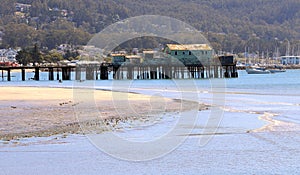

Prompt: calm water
[{"left": 1, "top": 69, "right": 300, "bottom": 90}]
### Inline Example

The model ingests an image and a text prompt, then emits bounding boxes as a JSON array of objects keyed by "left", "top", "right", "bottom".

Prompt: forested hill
[{"left": 0, "top": 0, "right": 299, "bottom": 54}]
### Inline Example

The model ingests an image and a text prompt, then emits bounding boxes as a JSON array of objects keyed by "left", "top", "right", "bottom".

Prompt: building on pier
[
  {"left": 164, "top": 44, "right": 213, "bottom": 65},
  {"left": 111, "top": 54, "right": 126, "bottom": 64}
]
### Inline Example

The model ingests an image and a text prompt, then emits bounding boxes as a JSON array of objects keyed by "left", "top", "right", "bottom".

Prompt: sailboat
[
  {"left": 245, "top": 48, "right": 271, "bottom": 74},
  {"left": 268, "top": 65, "right": 286, "bottom": 73},
  {"left": 246, "top": 66, "right": 271, "bottom": 74}
]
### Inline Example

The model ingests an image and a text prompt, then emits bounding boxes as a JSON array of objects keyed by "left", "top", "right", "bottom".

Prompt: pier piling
[
  {"left": 7, "top": 69, "right": 11, "bottom": 81},
  {"left": 22, "top": 69, "right": 26, "bottom": 81},
  {"left": 48, "top": 68, "right": 54, "bottom": 81}
]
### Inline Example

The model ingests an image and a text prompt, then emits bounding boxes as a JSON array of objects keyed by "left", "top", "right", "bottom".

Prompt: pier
[
  {"left": 99, "top": 62, "right": 237, "bottom": 80},
  {"left": 0, "top": 55, "right": 238, "bottom": 81},
  {"left": 0, "top": 66, "right": 76, "bottom": 81},
  {"left": 0, "top": 63, "right": 237, "bottom": 82}
]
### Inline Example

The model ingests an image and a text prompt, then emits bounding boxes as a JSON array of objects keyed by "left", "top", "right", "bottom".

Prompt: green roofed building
[
  {"left": 111, "top": 54, "right": 126, "bottom": 64},
  {"left": 164, "top": 44, "right": 213, "bottom": 65}
]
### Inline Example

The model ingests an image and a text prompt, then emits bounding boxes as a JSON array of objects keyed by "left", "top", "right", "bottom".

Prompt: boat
[
  {"left": 268, "top": 65, "right": 286, "bottom": 73},
  {"left": 246, "top": 66, "right": 271, "bottom": 74}
]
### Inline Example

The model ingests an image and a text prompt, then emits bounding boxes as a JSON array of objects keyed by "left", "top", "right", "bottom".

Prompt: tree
[
  {"left": 0, "top": 0, "right": 16, "bottom": 17},
  {"left": 43, "top": 51, "right": 64, "bottom": 63},
  {"left": 2, "top": 23, "right": 38, "bottom": 48},
  {"left": 16, "top": 49, "right": 32, "bottom": 66},
  {"left": 63, "top": 49, "right": 79, "bottom": 60},
  {"left": 32, "top": 43, "right": 43, "bottom": 63},
  {"left": 16, "top": 44, "right": 43, "bottom": 65}
]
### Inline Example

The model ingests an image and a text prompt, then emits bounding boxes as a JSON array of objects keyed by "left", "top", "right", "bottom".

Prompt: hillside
[{"left": 0, "top": 0, "right": 299, "bottom": 55}]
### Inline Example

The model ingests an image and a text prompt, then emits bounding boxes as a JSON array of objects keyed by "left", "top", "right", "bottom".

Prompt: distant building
[
  {"left": 164, "top": 44, "right": 213, "bottom": 65},
  {"left": 111, "top": 54, "right": 126, "bottom": 64},
  {"left": 126, "top": 55, "right": 142, "bottom": 64},
  {"left": 5, "top": 48, "right": 18, "bottom": 62},
  {"left": 57, "top": 44, "right": 72, "bottom": 51},
  {"left": 111, "top": 54, "right": 143, "bottom": 64},
  {"left": 280, "top": 56, "right": 300, "bottom": 65},
  {"left": 0, "top": 49, "right": 6, "bottom": 57},
  {"left": 143, "top": 50, "right": 155, "bottom": 60},
  {"left": 143, "top": 50, "right": 160, "bottom": 60},
  {"left": 218, "top": 55, "right": 235, "bottom": 65},
  {"left": 15, "top": 3, "right": 31, "bottom": 13},
  {"left": 0, "top": 48, "right": 18, "bottom": 62},
  {"left": 0, "top": 56, "right": 8, "bottom": 62}
]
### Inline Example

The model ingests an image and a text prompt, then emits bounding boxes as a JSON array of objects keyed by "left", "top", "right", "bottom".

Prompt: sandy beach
[{"left": 0, "top": 86, "right": 198, "bottom": 141}]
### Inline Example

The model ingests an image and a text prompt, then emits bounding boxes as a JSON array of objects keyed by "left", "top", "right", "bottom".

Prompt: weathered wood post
[
  {"left": 34, "top": 67, "right": 40, "bottom": 81},
  {"left": 112, "top": 65, "right": 120, "bottom": 80},
  {"left": 100, "top": 64, "right": 108, "bottom": 80},
  {"left": 7, "top": 69, "right": 11, "bottom": 81},
  {"left": 197, "top": 66, "right": 201, "bottom": 79},
  {"left": 75, "top": 66, "right": 81, "bottom": 81},
  {"left": 201, "top": 67, "right": 205, "bottom": 78},
  {"left": 220, "top": 66, "right": 223, "bottom": 78},
  {"left": 180, "top": 66, "right": 184, "bottom": 79},
  {"left": 191, "top": 66, "right": 195, "bottom": 78},
  {"left": 86, "top": 66, "right": 95, "bottom": 80},
  {"left": 214, "top": 66, "right": 219, "bottom": 78},
  {"left": 62, "top": 68, "right": 66, "bottom": 80},
  {"left": 56, "top": 68, "right": 60, "bottom": 80},
  {"left": 231, "top": 65, "right": 238, "bottom": 78},
  {"left": 22, "top": 69, "right": 26, "bottom": 81},
  {"left": 62, "top": 67, "right": 71, "bottom": 80},
  {"left": 224, "top": 66, "right": 229, "bottom": 78},
  {"left": 158, "top": 66, "right": 162, "bottom": 79},
  {"left": 48, "top": 68, "right": 54, "bottom": 81},
  {"left": 95, "top": 68, "right": 99, "bottom": 80}
]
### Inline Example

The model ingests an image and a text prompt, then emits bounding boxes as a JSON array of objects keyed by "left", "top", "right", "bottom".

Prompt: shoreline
[
  {"left": 0, "top": 86, "right": 200, "bottom": 141},
  {"left": 0, "top": 84, "right": 287, "bottom": 142}
]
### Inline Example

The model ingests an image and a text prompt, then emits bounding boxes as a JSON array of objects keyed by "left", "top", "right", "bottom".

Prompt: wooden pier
[
  {"left": 99, "top": 62, "right": 238, "bottom": 80},
  {"left": 0, "top": 66, "right": 76, "bottom": 81},
  {"left": 0, "top": 57, "right": 238, "bottom": 81}
]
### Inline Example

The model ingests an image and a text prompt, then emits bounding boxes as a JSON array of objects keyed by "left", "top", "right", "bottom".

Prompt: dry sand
[{"left": 0, "top": 87, "right": 200, "bottom": 140}]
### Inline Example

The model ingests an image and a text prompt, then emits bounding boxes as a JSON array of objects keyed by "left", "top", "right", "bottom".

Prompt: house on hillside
[
  {"left": 164, "top": 44, "right": 213, "bottom": 65},
  {"left": 15, "top": 3, "right": 31, "bottom": 13},
  {"left": 0, "top": 49, "right": 18, "bottom": 62},
  {"left": 0, "top": 49, "right": 6, "bottom": 57},
  {"left": 57, "top": 44, "right": 73, "bottom": 51},
  {"left": 5, "top": 48, "right": 18, "bottom": 62}
]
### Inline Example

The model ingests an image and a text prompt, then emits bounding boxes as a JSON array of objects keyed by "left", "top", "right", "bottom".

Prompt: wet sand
[{"left": 0, "top": 87, "right": 199, "bottom": 141}]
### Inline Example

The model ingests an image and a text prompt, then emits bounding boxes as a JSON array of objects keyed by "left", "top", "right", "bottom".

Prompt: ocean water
[{"left": 1, "top": 69, "right": 300, "bottom": 174}]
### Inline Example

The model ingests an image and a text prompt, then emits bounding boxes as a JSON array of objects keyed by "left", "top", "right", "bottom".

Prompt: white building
[
  {"left": 5, "top": 49, "right": 18, "bottom": 62},
  {"left": 0, "top": 48, "right": 18, "bottom": 62},
  {"left": 280, "top": 56, "right": 300, "bottom": 65}
]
